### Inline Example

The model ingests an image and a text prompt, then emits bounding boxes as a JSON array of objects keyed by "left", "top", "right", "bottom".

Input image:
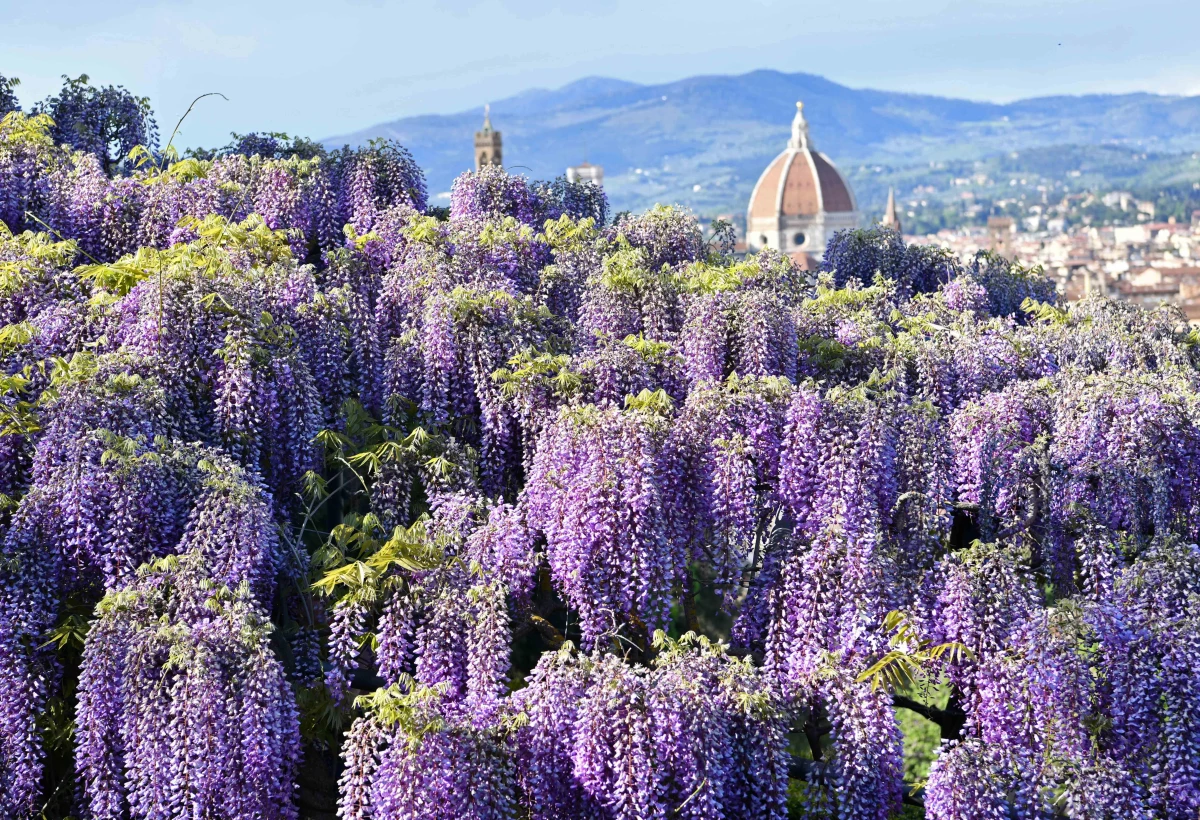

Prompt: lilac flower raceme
[
  {"left": 610, "top": 205, "right": 704, "bottom": 272},
  {"left": 451, "top": 165, "right": 537, "bottom": 225},
  {"left": 525, "top": 403, "right": 684, "bottom": 645},
  {"left": 531, "top": 176, "right": 609, "bottom": 226},
  {"left": 666, "top": 375, "right": 793, "bottom": 599},
  {"left": 679, "top": 285, "right": 800, "bottom": 386},
  {"left": 509, "top": 639, "right": 789, "bottom": 820},
  {"left": 75, "top": 552, "right": 301, "bottom": 820},
  {"left": 0, "top": 74, "right": 18, "bottom": 117},
  {"left": 33, "top": 74, "right": 158, "bottom": 175}
]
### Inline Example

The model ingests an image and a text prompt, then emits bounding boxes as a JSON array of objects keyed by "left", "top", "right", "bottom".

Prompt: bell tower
[
  {"left": 474, "top": 104, "right": 502, "bottom": 170},
  {"left": 881, "top": 187, "right": 902, "bottom": 234}
]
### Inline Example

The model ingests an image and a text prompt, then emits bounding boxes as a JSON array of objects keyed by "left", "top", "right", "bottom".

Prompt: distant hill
[{"left": 323, "top": 70, "right": 1200, "bottom": 216}]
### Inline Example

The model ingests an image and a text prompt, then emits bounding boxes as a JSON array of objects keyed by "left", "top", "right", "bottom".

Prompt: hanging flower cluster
[
  {"left": 525, "top": 403, "right": 682, "bottom": 644},
  {"left": 338, "top": 635, "right": 790, "bottom": 820},
  {"left": 925, "top": 539, "right": 1200, "bottom": 819},
  {"left": 450, "top": 165, "right": 609, "bottom": 228},
  {"left": 0, "top": 433, "right": 295, "bottom": 816},
  {"left": 75, "top": 551, "right": 301, "bottom": 820}
]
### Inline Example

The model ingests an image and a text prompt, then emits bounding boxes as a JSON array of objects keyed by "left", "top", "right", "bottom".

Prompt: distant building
[
  {"left": 1114, "top": 225, "right": 1151, "bottom": 246},
  {"left": 566, "top": 161, "right": 603, "bottom": 186},
  {"left": 987, "top": 216, "right": 1015, "bottom": 257},
  {"left": 474, "top": 104, "right": 502, "bottom": 170},
  {"left": 745, "top": 101, "right": 858, "bottom": 265},
  {"left": 1116, "top": 265, "right": 1200, "bottom": 311},
  {"left": 1103, "top": 191, "right": 1133, "bottom": 210},
  {"left": 881, "top": 187, "right": 902, "bottom": 234}
]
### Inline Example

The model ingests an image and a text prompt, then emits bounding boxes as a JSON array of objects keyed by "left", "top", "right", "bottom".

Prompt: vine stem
[{"left": 153, "top": 91, "right": 228, "bottom": 344}]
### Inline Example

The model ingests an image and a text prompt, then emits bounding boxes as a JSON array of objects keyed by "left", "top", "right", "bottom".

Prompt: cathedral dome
[
  {"left": 745, "top": 102, "right": 858, "bottom": 260},
  {"left": 748, "top": 144, "right": 855, "bottom": 219}
]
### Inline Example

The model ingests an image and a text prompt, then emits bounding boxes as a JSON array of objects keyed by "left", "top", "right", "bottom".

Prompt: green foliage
[
  {"left": 76, "top": 214, "right": 296, "bottom": 307},
  {"left": 624, "top": 387, "right": 675, "bottom": 415},
  {"left": 857, "top": 610, "right": 971, "bottom": 695},
  {"left": 312, "top": 513, "right": 446, "bottom": 603},
  {"left": 0, "top": 111, "right": 57, "bottom": 152},
  {"left": 355, "top": 677, "right": 454, "bottom": 747},
  {"left": 1021, "top": 297, "right": 1073, "bottom": 326},
  {"left": 0, "top": 320, "right": 36, "bottom": 355},
  {"left": 542, "top": 213, "right": 599, "bottom": 253},
  {"left": 678, "top": 258, "right": 750, "bottom": 295},
  {"left": 494, "top": 349, "right": 581, "bottom": 403},
  {"left": 621, "top": 332, "right": 678, "bottom": 366},
  {"left": 0, "top": 225, "right": 79, "bottom": 295}
]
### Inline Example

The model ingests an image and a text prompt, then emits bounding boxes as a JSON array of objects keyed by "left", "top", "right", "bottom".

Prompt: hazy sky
[{"left": 2, "top": 0, "right": 1197, "bottom": 148}]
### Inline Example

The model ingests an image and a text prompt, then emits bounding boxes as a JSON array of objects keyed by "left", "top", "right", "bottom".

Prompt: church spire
[
  {"left": 787, "top": 101, "right": 811, "bottom": 150},
  {"left": 882, "top": 186, "right": 901, "bottom": 234},
  {"left": 474, "top": 104, "right": 502, "bottom": 170}
]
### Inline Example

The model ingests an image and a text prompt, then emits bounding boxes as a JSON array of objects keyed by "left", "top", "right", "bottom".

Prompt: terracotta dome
[
  {"left": 748, "top": 148, "right": 855, "bottom": 219},
  {"left": 744, "top": 102, "right": 858, "bottom": 260},
  {"left": 788, "top": 251, "right": 819, "bottom": 271}
]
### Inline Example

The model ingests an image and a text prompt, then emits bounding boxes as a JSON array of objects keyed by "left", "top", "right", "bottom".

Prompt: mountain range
[{"left": 323, "top": 70, "right": 1200, "bottom": 217}]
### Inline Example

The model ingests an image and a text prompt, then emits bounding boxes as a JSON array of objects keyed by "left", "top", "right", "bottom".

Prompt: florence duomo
[{"left": 746, "top": 101, "right": 859, "bottom": 267}]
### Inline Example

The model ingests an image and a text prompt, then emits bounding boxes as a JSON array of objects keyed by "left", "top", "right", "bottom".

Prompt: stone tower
[
  {"left": 474, "top": 104, "right": 502, "bottom": 170},
  {"left": 881, "top": 187, "right": 902, "bottom": 234}
]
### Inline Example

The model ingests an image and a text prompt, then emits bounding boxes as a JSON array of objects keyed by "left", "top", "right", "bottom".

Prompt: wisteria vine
[{"left": 1, "top": 83, "right": 1199, "bottom": 820}]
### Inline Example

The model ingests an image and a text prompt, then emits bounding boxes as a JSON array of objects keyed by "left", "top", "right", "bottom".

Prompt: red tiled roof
[{"left": 749, "top": 150, "right": 854, "bottom": 219}]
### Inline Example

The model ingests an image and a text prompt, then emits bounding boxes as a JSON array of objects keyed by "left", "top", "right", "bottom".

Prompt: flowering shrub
[{"left": 1, "top": 107, "right": 1199, "bottom": 820}]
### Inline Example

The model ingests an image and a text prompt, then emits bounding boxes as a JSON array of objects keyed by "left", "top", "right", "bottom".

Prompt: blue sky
[{"left": 2, "top": 0, "right": 1197, "bottom": 149}]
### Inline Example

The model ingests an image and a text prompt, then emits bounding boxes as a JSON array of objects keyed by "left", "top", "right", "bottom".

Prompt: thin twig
[
  {"left": 21, "top": 211, "right": 104, "bottom": 265},
  {"left": 153, "top": 91, "right": 228, "bottom": 341},
  {"left": 158, "top": 91, "right": 228, "bottom": 174}
]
